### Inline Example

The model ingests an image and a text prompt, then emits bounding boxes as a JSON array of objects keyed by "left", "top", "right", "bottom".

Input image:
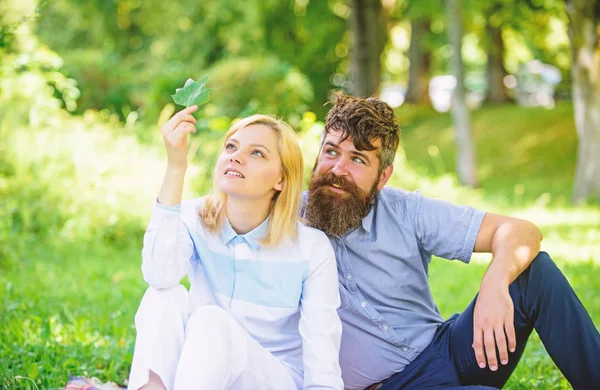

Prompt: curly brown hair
[{"left": 324, "top": 91, "right": 401, "bottom": 172}]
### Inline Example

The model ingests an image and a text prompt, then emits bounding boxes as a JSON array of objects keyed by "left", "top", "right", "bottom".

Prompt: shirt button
[
  {"left": 401, "top": 346, "right": 409, "bottom": 352},
  {"left": 383, "top": 325, "right": 389, "bottom": 331},
  {"left": 346, "top": 273, "right": 353, "bottom": 280},
  {"left": 360, "top": 301, "right": 367, "bottom": 308}
]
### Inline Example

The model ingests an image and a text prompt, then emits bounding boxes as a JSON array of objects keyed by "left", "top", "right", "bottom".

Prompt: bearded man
[{"left": 301, "top": 92, "right": 600, "bottom": 390}]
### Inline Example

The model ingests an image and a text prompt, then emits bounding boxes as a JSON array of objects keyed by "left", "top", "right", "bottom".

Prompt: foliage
[
  {"left": 204, "top": 56, "right": 314, "bottom": 120},
  {"left": 31, "top": 0, "right": 347, "bottom": 120}
]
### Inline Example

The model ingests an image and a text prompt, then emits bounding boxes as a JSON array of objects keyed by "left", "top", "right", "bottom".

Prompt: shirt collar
[
  {"left": 221, "top": 216, "right": 270, "bottom": 250},
  {"left": 361, "top": 204, "right": 375, "bottom": 233}
]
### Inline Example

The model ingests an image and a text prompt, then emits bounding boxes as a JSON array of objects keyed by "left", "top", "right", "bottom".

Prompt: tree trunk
[
  {"left": 567, "top": 0, "right": 600, "bottom": 204},
  {"left": 405, "top": 20, "right": 431, "bottom": 104},
  {"left": 446, "top": 0, "right": 477, "bottom": 188},
  {"left": 486, "top": 23, "right": 509, "bottom": 102},
  {"left": 350, "top": 0, "right": 383, "bottom": 97}
]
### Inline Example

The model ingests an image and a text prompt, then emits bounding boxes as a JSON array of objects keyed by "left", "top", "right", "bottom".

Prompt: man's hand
[
  {"left": 472, "top": 279, "right": 516, "bottom": 371},
  {"left": 471, "top": 213, "right": 542, "bottom": 371}
]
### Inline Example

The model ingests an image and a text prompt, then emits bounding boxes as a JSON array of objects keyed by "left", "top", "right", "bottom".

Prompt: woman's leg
[
  {"left": 128, "top": 285, "right": 191, "bottom": 390},
  {"left": 173, "top": 305, "right": 300, "bottom": 390}
]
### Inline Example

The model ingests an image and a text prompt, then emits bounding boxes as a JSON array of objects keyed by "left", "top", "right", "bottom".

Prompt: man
[{"left": 302, "top": 92, "right": 600, "bottom": 390}]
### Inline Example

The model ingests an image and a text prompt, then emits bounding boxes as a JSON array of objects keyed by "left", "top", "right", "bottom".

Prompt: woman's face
[{"left": 215, "top": 124, "right": 284, "bottom": 201}]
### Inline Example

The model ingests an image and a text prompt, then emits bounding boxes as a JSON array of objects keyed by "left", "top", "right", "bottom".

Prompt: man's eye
[
  {"left": 353, "top": 157, "right": 365, "bottom": 164},
  {"left": 326, "top": 149, "right": 337, "bottom": 156}
]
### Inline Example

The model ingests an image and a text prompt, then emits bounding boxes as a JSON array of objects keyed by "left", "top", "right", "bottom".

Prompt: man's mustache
[{"left": 311, "top": 172, "right": 357, "bottom": 193}]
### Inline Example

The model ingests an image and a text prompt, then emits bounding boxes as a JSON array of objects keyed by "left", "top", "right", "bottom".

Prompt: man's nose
[{"left": 331, "top": 158, "right": 349, "bottom": 176}]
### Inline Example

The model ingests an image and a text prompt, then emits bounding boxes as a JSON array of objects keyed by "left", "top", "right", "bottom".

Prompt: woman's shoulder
[
  {"left": 296, "top": 220, "right": 331, "bottom": 247},
  {"left": 179, "top": 197, "right": 207, "bottom": 226},
  {"left": 180, "top": 197, "right": 206, "bottom": 212}
]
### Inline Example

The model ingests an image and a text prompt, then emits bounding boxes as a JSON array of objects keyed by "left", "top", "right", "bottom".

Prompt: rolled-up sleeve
[
  {"left": 298, "top": 234, "right": 343, "bottom": 390},
  {"left": 410, "top": 191, "right": 486, "bottom": 263},
  {"left": 141, "top": 201, "right": 195, "bottom": 289}
]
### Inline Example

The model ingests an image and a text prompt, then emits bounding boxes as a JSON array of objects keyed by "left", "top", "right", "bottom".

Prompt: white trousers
[{"left": 127, "top": 285, "right": 300, "bottom": 390}]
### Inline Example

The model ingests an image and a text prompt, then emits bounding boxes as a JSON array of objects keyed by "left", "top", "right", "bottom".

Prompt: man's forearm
[{"left": 483, "top": 219, "right": 543, "bottom": 286}]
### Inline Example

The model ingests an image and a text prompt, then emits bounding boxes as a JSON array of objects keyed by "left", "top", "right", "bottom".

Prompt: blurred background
[{"left": 1, "top": 0, "right": 598, "bottom": 388}]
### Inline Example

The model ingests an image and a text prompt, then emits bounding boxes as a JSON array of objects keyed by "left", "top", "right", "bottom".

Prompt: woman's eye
[
  {"left": 225, "top": 143, "right": 235, "bottom": 150},
  {"left": 252, "top": 150, "right": 264, "bottom": 157}
]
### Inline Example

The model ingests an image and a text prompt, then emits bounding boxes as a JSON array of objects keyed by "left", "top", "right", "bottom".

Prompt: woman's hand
[
  {"left": 161, "top": 105, "right": 198, "bottom": 168},
  {"left": 157, "top": 105, "right": 198, "bottom": 206}
]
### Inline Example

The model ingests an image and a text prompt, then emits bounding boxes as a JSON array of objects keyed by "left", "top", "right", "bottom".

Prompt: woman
[{"left": 127, "top": 106, "right": 343, "bottom": 390}]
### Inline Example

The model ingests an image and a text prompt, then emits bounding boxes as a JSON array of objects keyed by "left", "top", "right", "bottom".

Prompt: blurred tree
[
  {"left": 483, "top": 3, "right": 509, "bottom": 102},
  {"left": 403, "top": 0, "right": 439, "bottom": 104},
  {"left": 447, "top": 0, "right": 477, "bottom": 187},
  {"left": 567, "top": 0, "right": 600, "bottom": 203},
  {"left": 260, "top": 0, "right": 347, "bottom": 115},
  {"left": 349, "top": 0, "right": 385, "bottom": 96},
  {"left": 405, "top": 20, "right": 431, "bottom": 104}
]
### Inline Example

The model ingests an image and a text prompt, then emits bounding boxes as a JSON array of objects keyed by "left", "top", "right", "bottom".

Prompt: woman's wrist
[{"left": 166, "top": 162, "right": 188, "bottom": 174}]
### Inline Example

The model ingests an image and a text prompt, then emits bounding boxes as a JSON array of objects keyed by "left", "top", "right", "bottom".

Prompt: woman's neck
[{"left": 225, "top": 196, "right": 272, "bottom": 235}]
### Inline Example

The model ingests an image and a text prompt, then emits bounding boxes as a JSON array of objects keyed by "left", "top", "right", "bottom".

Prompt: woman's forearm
[{"left": 158, "top": 164, "right": 187, "bottom": 207}]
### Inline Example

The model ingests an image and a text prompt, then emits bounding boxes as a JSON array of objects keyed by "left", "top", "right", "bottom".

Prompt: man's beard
[{"left": 305, "top": 171, "right": 378, "bottom": 236}]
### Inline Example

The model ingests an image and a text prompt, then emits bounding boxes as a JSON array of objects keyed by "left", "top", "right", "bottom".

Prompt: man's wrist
[{"left": 481, "top": 263, "right": 512, "bottom": 288}]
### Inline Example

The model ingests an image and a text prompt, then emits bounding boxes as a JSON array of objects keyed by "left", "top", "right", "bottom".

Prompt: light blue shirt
[
  {"left": 301, "top": 187, "right": 485, "bottom": 390},
  {"left": 143, "top": 199, "right": 343, "bottom": 389}
]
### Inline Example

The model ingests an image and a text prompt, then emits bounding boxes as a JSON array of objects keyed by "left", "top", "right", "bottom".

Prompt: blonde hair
[{"left": 200, "top": 114, "right": 304, "bottom": 246}]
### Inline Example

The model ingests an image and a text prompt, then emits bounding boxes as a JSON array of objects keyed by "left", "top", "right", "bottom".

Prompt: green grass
[
  {"left": 0, "top": 240, "right": 144, "bottom": 389},
  {"left": 1, "top": 103, "right": 599, "bottom": 389}
]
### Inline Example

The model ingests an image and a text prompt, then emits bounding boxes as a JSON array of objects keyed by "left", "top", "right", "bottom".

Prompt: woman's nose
[{"left": 229, "top": 150, "right": 243, "bottom": 164}]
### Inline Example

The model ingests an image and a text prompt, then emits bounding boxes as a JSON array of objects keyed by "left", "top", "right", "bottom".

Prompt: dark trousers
[{"left": 379, "top": 252, "right": 600, "bottom": 390}]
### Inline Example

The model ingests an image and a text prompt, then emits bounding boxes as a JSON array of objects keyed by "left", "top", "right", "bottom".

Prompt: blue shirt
[
  {"left": 301, "top": 187, "right": 486, "bottom": 390},
  {"left": 143, "top": 199, "right": 344, "bottom": 389}
]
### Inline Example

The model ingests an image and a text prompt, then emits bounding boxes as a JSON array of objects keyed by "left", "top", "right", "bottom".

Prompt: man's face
[
  {"left": 305, "top": 129, "right": 393, "bottom": 236},
  {"left": 315, "top": 129, "right": 387, "bottom": 195}
]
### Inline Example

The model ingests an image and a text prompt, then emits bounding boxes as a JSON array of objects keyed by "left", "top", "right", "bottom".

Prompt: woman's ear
[{"left": 274, "top": 177, "right": 284, "bottom": 192}]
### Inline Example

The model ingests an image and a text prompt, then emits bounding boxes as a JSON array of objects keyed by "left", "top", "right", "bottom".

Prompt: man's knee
[
  {"left": 528, "top": 251, "right": 561, "bottom": 277},
  {"left": 518, "top": 251, "right": 565, "bottom": 290}
]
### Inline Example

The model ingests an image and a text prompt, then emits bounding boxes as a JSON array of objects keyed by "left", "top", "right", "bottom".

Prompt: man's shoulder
[{"left": 378, "top": 186, "right": 419, "bottom": 207}]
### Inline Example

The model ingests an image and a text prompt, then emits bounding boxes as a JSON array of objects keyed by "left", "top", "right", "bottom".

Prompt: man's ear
[{"left": 377, "top": 165, "right": 394, "bottom": 191}]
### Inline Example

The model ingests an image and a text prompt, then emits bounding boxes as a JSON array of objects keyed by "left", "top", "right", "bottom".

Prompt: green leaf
[
  {"left": 26, "top": 363, "right": 39, "bottom": 380},
  {"left": 171, "top": 75, "right": 212, "bottom": 108}
]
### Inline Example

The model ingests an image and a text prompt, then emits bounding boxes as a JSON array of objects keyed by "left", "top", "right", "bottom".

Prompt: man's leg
[{"left": 447, "top": 252, "right": 600, "bottom": 389}]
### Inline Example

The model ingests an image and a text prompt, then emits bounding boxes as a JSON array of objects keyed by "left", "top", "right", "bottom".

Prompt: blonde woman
[{"left": 127, "top": 106, "right": 343, "bottom": 390}]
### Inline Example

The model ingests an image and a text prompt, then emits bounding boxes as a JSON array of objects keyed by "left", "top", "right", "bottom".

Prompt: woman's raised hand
[{"left": 161, "top": 105, "right": 198, "bottom": 168}]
